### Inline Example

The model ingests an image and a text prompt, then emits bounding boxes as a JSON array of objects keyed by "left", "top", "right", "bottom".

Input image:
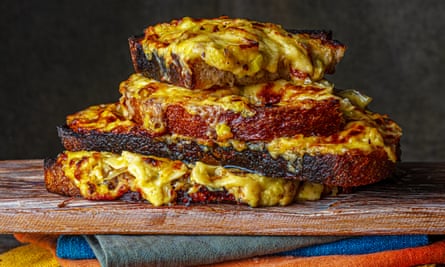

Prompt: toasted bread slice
[
  {"left": 129, "top": 17, "right": 346, "bottom": 89},
  {"left": 59, "top": 95, "right": 401, "bottom": 187},
  {"left": 57, "top": 125, "right": 397, "bottom": 187},
  {"left": 44, "top": 153, "right": 238, "bottom": 205},
  {"left": 44, "top": 150, "right": 339, "bottom": 207},
  {"left": 117, "top": 74, "right": 344, "bottom": 142}
]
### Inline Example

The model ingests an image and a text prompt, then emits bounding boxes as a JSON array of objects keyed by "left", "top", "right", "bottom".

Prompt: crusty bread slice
[
  {"left": 44, "top": 157, "right": 238, "bottom": 205},
  {"left": 57, "top": 123, "right": 398, "bottom": 187},
  {"left": 44, "top": 150, "right": 341, "bottom": 207},
  {"left": 129, "top": 17, "right": 346, "bottom": 89},
  {"left": 118, "top": 74, "right": 344, "bottom": 142}
]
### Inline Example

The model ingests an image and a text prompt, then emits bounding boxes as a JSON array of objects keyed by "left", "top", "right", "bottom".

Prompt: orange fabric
[
  {"left": 204, "top": 240, "right": 445, "bottom": 267},
  {"left": 13, "top": 234, "right": 100, "bottom": 267}
]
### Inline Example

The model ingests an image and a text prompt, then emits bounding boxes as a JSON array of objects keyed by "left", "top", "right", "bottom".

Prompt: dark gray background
[{"left": 1, "top": 0, "right": 444, "bottom": 161}]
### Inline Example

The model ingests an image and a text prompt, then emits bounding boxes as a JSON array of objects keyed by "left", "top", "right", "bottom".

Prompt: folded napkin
[{"left": 10, "top": 233, "right": 445, "bottom": 267}]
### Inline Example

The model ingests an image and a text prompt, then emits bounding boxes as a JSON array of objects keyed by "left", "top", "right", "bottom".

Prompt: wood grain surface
[{"left": 0, "top": 160, "right": 444, "bottom": 235}]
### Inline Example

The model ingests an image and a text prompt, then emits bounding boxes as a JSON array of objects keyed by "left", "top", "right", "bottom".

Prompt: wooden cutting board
[{"left": 0, "top": 160, "right": 444, "bottom": 235}]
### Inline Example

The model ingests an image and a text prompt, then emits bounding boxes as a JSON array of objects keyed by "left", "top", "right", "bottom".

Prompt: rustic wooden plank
[{"left": 0, "top": 160, "right": 444, "bottom": 235}]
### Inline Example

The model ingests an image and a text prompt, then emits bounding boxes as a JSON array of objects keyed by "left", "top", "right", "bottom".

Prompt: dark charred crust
[
  {"left": 58, "top": 125, "right": 292, "bottom": 178},
  {"left": 286, "top": 29, "right": 346, "bottom": 74},
  {"left": 57, "top": 125, "right": 397, "bottom": 186},
  {"left": 169, "top": 53, "right": 192, "bottom": 88},
  {"left": 129, "top": 35, "right": 195, "bottom": 88},
  {"left": 120, "top": 191, "right": 145, "bottom": 202},
  {"left": 287, "top": 29, "right": 333, "bottom": 41},
  {"left": 301, "top": 150, "right": 396, "bottom": 187},
  {"left": 128, "top": 35, "right": 161, "bottom": 81},
  {"left": 129, "top": 35, "right": 202, "bottom": 89},
  {"left": 176, "top": 187, "right": 237, "bottom": 205}
]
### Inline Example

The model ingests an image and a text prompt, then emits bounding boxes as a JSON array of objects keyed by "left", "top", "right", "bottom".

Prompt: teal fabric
[
  {"left": 84, "top": 235, "right": 344, "bottom": 267},
  {"left": 56, "top": 235, "right": 95, "bottom": 259}
]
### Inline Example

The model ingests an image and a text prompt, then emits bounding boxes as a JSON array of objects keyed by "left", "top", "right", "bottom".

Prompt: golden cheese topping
[
  {"left": 66, "top": 103, "right": 137, "bottom": 133},
  {"left": 60, "top": 150, "right": 131, "bottom": 200},
  {"left": 266, "top": 99, "right": 401, "bottom": 162},
  {"left": 141, "top": 16, "right": 345, "bottom": 81},
  {"left": 61, "top": 150, "right": 189, "bottom": 205},
  {"left": 191, "top": 162, "right": 298, "bottom": 207},
  {"left": 120, "top": 73, "right": 253, "bottom": 117},
  {"left": 242, "top": 79, "right": 335, "bottom": 106},
  {"left": 59, "top": 150, "right": 334, "bottom": 207},
  {"left": 121, "top": 73, "right": 335, "bottom": 108}
]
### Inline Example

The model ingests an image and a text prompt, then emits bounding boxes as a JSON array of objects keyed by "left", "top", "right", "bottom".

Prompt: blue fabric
[
  {"left": 275, "top": 235, "right": 430, "bottom": 257},
  {"left": 56, "top": 235, "right": 96, "bottom": 259}
]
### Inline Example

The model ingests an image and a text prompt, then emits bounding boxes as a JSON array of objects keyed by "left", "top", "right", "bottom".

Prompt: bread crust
[
  {"left": 125, "top": 97, "right": 343, "bottom": 142},
  {"left": 57, "top": 125, "right": 397, "bottom": 187},
  {"left": 119, "top": 75, "right": 345, "bottom": 141},
  {"left": 129, "top": 35, "right": 285, "bottom": 90},
  {"left": 44, "top": 158, "right": 81, "bottom": 197}
]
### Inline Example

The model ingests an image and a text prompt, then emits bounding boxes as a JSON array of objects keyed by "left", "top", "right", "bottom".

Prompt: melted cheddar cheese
[
  {"left": 66, "top": 103, "right": 137, "bottom": 133},
  {"left": 120, "top": 73, "right": 334, "bottom": 112},
  {"left": 141, "top": 17, "right": 344, "bottom": 81},
  {"left": 59, "top": 150, "right": 334, "bottom": 207},
  {"left": 191, "top": 162, "right": 298, "bottom": 207}
]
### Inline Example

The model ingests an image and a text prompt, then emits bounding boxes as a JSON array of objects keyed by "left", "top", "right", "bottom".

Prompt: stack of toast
[{"left": 45, "top": 17, "right": 402, "bottom": 207}]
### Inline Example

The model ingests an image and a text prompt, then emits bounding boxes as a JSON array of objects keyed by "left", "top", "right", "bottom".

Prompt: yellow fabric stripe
[{"left": 0, "top": 244, "right": 59, "bottom": 267}]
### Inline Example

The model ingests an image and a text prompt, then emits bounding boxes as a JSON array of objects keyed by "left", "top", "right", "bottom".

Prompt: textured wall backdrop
[{"left": 1, "top": 0, "right": 444, "bottom": 161}]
